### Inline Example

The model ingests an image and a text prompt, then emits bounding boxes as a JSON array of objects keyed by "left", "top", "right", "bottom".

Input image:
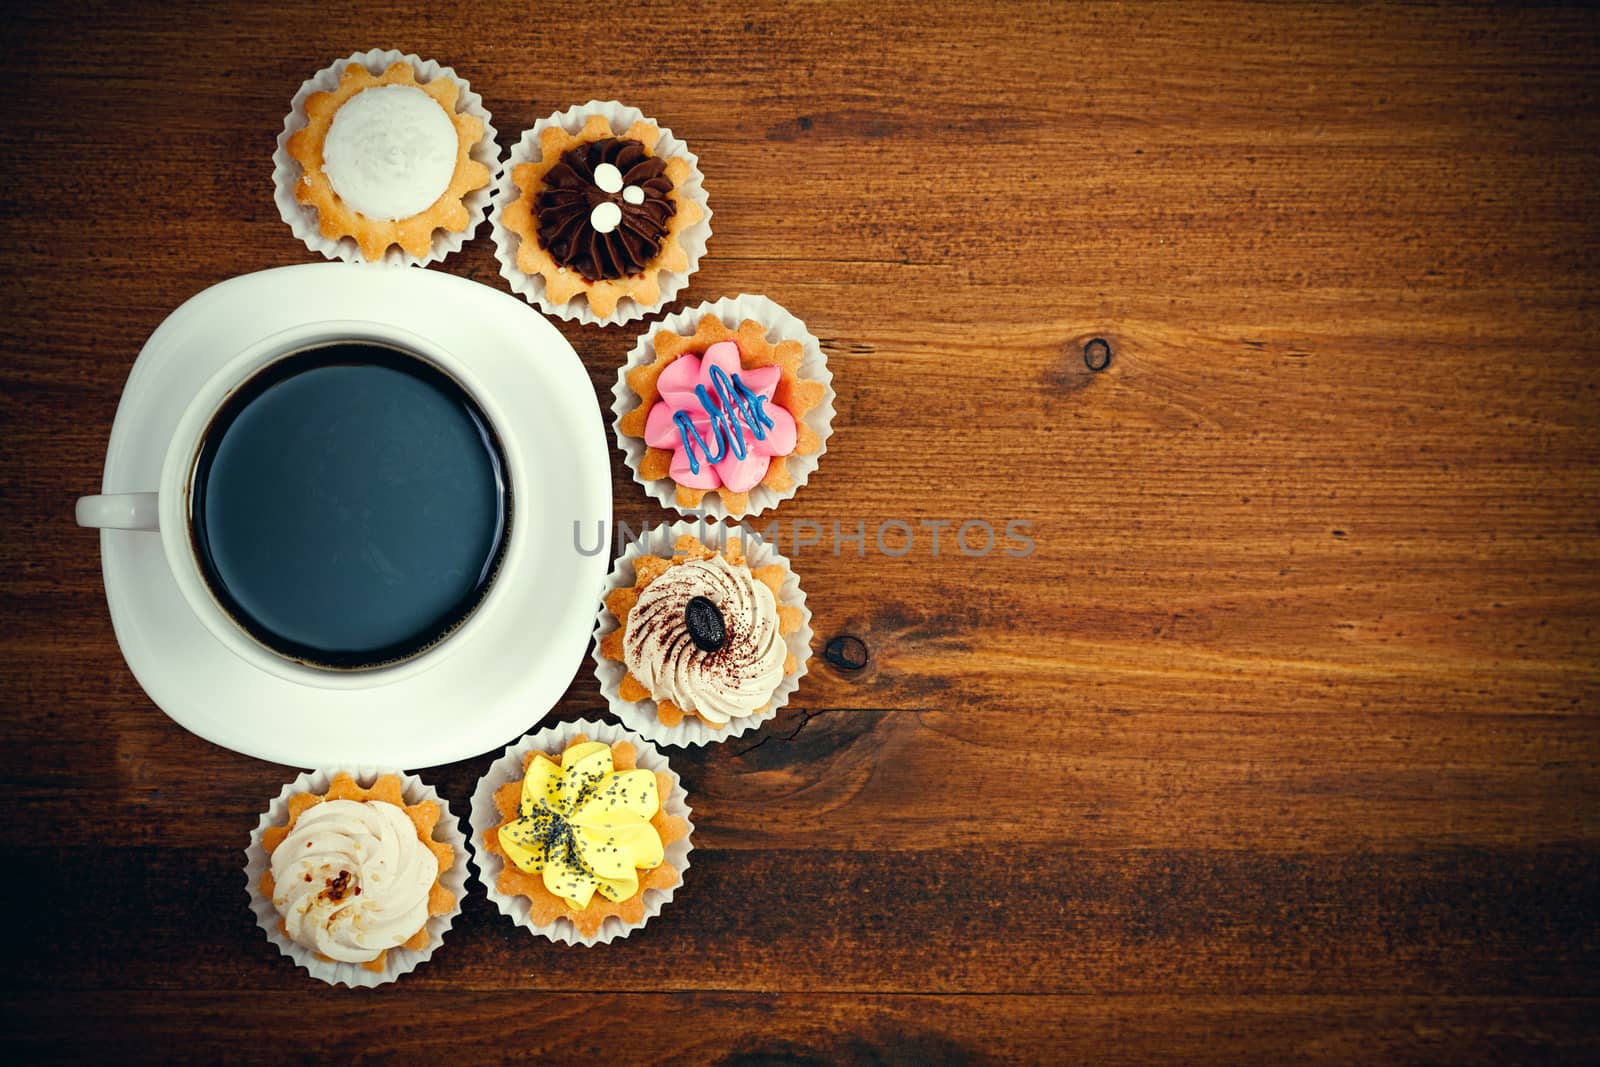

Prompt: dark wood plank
[
  {"left": 5, "top": 992, "right": 1599, "bottom": 1066},
  {"left": 7, "top": 843, "right": 1597, "bottom": 997}
]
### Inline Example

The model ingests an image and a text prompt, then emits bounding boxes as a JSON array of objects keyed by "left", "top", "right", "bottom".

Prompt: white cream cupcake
[
  {"left": 273, "top": 49, "right": 498, "bottom": 266},
  {"left": 244, "top": 768, "right": 468, "bottom": 987}
]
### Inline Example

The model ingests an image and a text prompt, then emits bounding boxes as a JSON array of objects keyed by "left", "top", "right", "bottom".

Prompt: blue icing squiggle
[{"left": 673, "top": 366, "right": 776, "bottom": 474}]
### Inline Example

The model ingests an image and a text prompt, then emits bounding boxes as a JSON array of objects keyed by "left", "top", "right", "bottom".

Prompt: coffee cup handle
[{"left": 76, "top": 493, "right": 159, "bottom": 531}]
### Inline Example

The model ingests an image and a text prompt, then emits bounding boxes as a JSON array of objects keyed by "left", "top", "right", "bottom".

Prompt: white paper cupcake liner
[
  {"left": 273, "top": 48, "right": 500, "bottom": 268},
  {"left": 468, "top": 718, "right": 694, "bottom": 946},
  {"left": 244, "top": 766, "right": 470, "bottom": 988},
  {"left": 488, "top": 100, "right": 713, "bottom": 326},
  {"left": 590, "top": 519, "right": 812, "bottom": 747},
  {"left": 612, "top": 295, "right": 836, "bottom": 519}
]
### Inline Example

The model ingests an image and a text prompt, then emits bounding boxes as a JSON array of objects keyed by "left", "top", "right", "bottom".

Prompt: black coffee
[{"left": 189, "top": 342, "right": 510, "bottom": 669}]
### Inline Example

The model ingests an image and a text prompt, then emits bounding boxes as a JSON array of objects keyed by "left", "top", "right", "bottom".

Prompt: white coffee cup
[{"left": 75, "top": 319, "right": 521, "bottom": 691}]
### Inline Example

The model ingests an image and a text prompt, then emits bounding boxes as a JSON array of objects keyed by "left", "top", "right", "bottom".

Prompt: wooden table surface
[{"left": 4, "top": 1, "right": 1598, "bottom": 1063}]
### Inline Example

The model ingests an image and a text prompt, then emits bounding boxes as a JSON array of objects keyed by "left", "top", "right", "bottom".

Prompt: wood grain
[
  {"left": 5, "top": 992, "right": 1596, "bottom": 1065},
  {"left": 3, "top": 0, "right": 1598, "bottom": 1063}
]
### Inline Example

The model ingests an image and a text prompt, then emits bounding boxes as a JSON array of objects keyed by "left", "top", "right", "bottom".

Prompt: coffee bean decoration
[{"left": 685, "top": 596, "right": 726, "bottom": 653}]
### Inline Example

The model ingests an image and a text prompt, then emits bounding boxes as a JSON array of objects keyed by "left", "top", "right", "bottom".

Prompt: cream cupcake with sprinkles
[
  {"left": 244, "top": 768, "right": 469, "bottom": 987},
  {"left": 613, "top": 295, "right": 836, "bottom": 519}
]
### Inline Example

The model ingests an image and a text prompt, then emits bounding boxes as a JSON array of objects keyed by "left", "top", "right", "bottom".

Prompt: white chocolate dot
[
  {"left": 593, "top": 162, "right": 623, "bottom": 194},
  {"left": 590, "top": 201, "right": 623, "bottom": 234},
  {"left": 622, "top": 185, "right": 645, "bottom": 205}
]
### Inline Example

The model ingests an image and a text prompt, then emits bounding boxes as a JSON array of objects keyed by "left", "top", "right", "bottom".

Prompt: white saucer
[{"left": 94, "top": 264, "right": 612, "bottom": 769}]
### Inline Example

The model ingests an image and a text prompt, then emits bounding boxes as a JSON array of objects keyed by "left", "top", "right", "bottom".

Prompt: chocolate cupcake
[{"left": 491, "top": 101, "right": 711, "bottom": 326}]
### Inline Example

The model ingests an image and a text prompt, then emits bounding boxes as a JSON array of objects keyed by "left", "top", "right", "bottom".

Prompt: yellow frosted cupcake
[{"left": 469, "top": 720, "right": 694, "bottom": 945}]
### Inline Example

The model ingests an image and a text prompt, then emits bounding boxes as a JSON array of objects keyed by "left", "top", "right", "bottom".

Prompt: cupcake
[
  {"left": 274, "top": 49, "right": 498, "bottom": 266},
  {"left": 491, "top": 100, "right": 711, "bottom": 325},
  {"left": 592, "top": 522, "right": 811, "bottom": 746},
  {"left": 470, "top": 719, "right": 693, "bottom": 946},
  {"left": 613, "top": 295, "right": 835, "bottom": 519},
  {"left": 244, "top": 769, "right": 468, "bottom": 987}
]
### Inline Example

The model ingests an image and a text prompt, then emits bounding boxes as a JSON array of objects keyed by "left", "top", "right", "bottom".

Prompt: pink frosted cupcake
[{"left": 613, "top": 295, "right": 835, "bottom": 519}]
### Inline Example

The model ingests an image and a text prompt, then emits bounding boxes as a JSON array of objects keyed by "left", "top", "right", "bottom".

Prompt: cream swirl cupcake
[
  {"left": 245, "top": 769, "right": 468, "bottom": 987},
  {"left": 269, "top": 799, "right": 438, "bottom": 963},
  {"left": 623, "top": 554, "right": 786, "bottom": 725},
  {"left": 594, "top": 522, "right": 811, "bottom": 746}
]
